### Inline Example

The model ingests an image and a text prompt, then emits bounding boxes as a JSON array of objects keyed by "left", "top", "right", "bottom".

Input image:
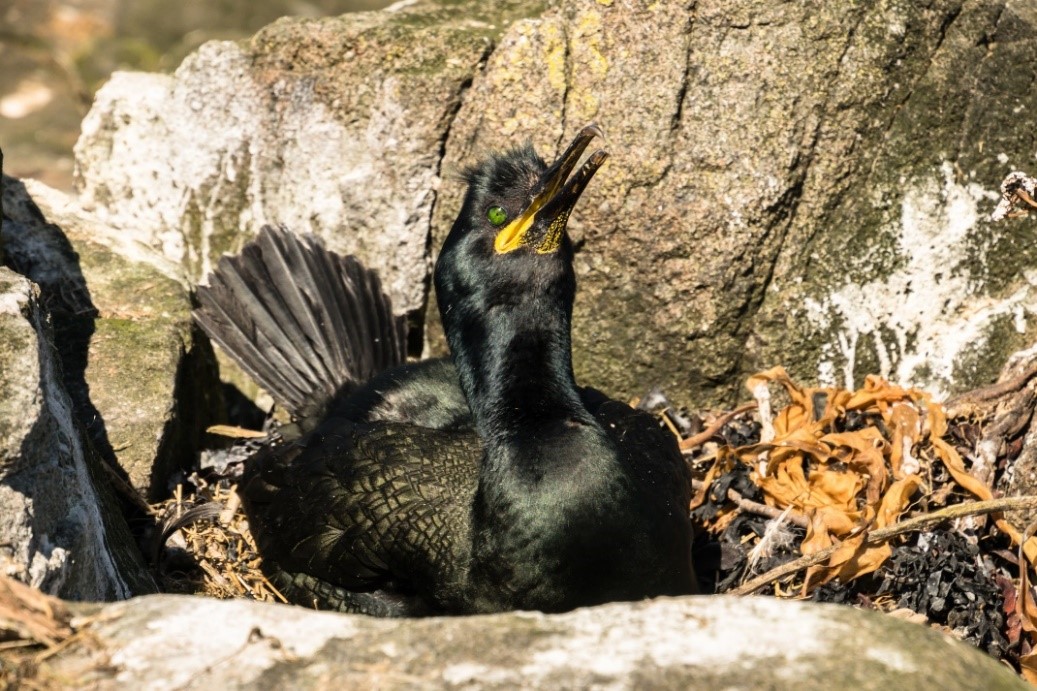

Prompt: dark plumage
[
  {"left": 193, "top": 228, "right": 407, "bottom": 424},
  {"left": 193, "top": 125, "right": 697, "bottom": 616}
]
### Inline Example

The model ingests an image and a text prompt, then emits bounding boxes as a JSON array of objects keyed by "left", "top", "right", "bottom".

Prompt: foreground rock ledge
[{"left": 48, "top": 595, "right": 1022, "bottom": 689}]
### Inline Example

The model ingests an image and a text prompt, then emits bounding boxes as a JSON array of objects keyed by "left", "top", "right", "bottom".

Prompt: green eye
[{"left": 487, "top": 206, "right": 508, "bottom": 226}]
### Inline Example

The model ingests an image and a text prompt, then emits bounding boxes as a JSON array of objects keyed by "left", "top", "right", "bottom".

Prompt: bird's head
[{"left": 434, "top": 124, "right": 607, "bottom": 323}]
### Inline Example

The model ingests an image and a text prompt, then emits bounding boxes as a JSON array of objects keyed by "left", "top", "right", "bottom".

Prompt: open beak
[{"left": 494, "top": 124, "right": 609, "bottom": 255}]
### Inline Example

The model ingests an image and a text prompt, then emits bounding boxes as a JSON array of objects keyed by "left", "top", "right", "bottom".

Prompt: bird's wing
[
  {"left": 193, "top": 225, "right": 407, "bottom": 419},
  {"left": 332, "top": 357, "right": 473, "bottom": 432},
  {"left": 241, "top": 417, "right": 481, "bottom": 611}
]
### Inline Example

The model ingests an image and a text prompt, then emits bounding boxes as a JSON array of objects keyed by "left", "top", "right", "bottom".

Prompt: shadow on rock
[{"left": 1, "top": 176, "right": 123, "bottom": 478}]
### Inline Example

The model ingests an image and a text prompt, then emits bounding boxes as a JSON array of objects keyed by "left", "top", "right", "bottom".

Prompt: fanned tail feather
[{"left": 193, "top": 224, "right": 407, "bottom": 418}]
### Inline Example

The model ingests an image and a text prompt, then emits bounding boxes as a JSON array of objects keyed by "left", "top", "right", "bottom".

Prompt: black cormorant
[{"left": 193, "top": 125, "right": 697, "bottom": 616}]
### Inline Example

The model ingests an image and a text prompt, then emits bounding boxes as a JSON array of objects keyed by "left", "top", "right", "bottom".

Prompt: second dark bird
[{"left": 193, "top": 124, "right": 698, "bottom": 616}]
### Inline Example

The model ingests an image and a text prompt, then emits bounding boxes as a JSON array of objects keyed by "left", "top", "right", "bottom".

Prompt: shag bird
[{"left": 193, "top": 125, "right": 697, "bottom": 616}]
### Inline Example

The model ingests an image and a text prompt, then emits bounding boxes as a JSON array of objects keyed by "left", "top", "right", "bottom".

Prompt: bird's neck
[{"left": 449, "top": 289, "right": 591, "bottom": 446}]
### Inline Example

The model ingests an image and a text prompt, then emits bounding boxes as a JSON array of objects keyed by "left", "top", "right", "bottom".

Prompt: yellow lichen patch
[
  {"left": 564, "top": 10, "right": 609, "bottom": 124},
  {"left": 569, "top": 90, "right": 601, "bottom": 124},
  {"left": 543, "top": 22, "right": 568, "bottom": 94},
  {"left": 572, "top": 10, "right": 610, "bottom": 79}
]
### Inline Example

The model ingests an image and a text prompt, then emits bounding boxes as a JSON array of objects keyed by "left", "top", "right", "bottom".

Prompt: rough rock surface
[
  {"left": 72, "top": 1, "right": 1037, "bottom": 408},
  {"left": 74, "top": 0, "right": 546, "bottom": 323},
  {"left": 0, "top": 269, "right": 155, "bottom": 599},
  {"left": 1, "top": 177, "right": 221, "bottom": 498},
  {"left": 430, "top": 0, "right": 1037, "bottom": 406},
  {"left": 45, "top": 594, "right": 1024, "bottom": 689}
]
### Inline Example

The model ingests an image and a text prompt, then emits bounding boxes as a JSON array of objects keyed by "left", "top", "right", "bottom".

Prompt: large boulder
[
  {"left": 0, "top": 268, "right": 155, "bottom": 599},
  {"left": 72, "top": 1, "right": 1037, "bottom": 408},
  {"left": 2, "top": 177, "right": 221, "bottom": 499},
  {"left": 431, "top": 0, "right": 1037, "bottom": 406},
  {"left": 42, "top": 594, "right": 1025, "bottom": 689},
  {"left": 74, "top": 0, "right": 546, "bottom": 321}
]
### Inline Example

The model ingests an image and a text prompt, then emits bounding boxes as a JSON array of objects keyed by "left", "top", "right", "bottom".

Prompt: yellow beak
[{"left": 494, "top": 124, "right": 608, "bottom": 255}]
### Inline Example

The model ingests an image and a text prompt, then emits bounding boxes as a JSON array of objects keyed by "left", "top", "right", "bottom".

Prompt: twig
[
  {"left": 731, "top": 495, "right": 1037, "bottom": 596},
  {"left": 206, "top": 424, "right": 268, "bottom": 439},
  {"left": 991, "top": 171, "right": 1037, "bottom": 221},
  {"left": 256, "top": 572, "right": 289, "bottom": 604},
  {"left": 680, "top": 403, "right": 758, "bottom": 451},
  {"left": 34, "top": 629, "right": 89, "bottom": 663},
  {"left": 197, "top": 559, "right": 232, "bottom": 592},
  {"left": 968, "top": 387, "right": 1036, "bottom": 512},
  {"left": 218, "top": 487, "right": 241, "bottom": 526},
  {"left": 730, "top": 491, "right": 810, "bottom": 529},
  {"left": 659, "top": 412, "right": 682, "bottom": 441},
  {"left": 0, "top": 575, "right": 73, "bottom": 646},
  {"left": 690, "top": 479, "right": 810, "bottom": 529},
  {"left": 1018, "top": 186, "right": 1037, "bottom": 210},
  {"left": 944, "top": 361, "right": 1037, "bottom": 414}
]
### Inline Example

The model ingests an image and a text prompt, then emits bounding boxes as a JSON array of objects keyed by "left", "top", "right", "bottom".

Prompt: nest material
[
  {"left": 669, "top": 365, "right": 1037, "bottom": 678},
  {"left": 152, "top": 478, "right": 285, "bottom": 605},
  {"left": 0, "top": 574, "right": 84, "bottom": 688}
]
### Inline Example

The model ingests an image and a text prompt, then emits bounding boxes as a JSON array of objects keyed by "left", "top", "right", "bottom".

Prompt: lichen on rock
[
  {"left": 2, "top": 177, "right": 221, "bottom": 499},
  {"left": 0, "top": 268, "right": 155, "bottom": 600}
]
